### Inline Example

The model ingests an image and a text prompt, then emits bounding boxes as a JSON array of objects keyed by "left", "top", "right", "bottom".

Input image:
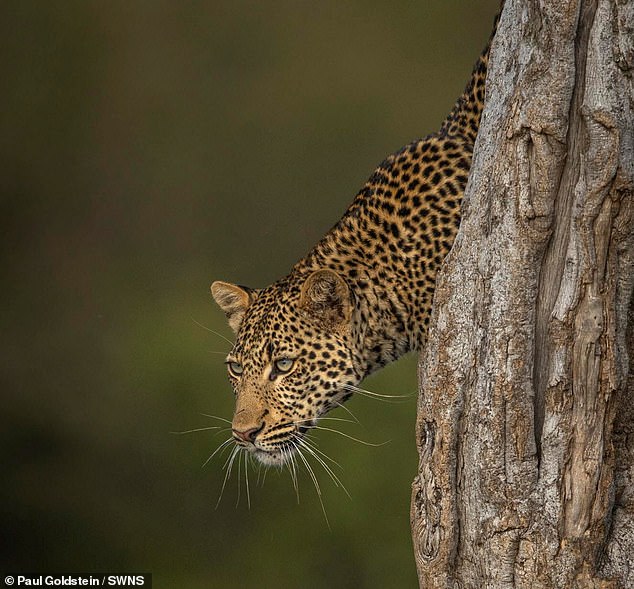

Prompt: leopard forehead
[{"left": 231, "top": 283, "right": 350, "bottom": 365}]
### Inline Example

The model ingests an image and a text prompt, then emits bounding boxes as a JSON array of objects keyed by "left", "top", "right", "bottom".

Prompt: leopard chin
[{"left": 251, "top": 447, "right": 286, "bottom": 466}]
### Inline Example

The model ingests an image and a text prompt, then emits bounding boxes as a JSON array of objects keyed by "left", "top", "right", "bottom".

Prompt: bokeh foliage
[{"left": 1, "top": 1, "right": 497, "bottom": 587}]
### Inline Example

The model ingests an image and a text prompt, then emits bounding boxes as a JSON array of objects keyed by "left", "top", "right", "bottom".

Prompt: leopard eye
[
  {"left": 227, "top": 361, "right": 243, "bottom": 377},
  {"left": 274, "top": 358, "right": 294, "bottom": 373}
]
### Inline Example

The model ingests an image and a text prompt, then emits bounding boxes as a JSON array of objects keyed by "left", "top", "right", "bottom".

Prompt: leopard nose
[{"left": 232, "top": 424, "right": 263, "bottom": 444}]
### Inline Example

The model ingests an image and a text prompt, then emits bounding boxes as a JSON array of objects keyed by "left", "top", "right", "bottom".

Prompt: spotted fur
[{"left": 212, "top": 19, "right": 496, "bottom": 466}]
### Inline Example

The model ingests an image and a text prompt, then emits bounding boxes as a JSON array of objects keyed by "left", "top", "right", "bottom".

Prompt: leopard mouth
[{"left": 245, "top": 423, "right": 313, "bottom": 466}]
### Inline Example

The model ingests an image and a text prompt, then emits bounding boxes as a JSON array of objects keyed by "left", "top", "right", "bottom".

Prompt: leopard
[{"left": 211, "top": 14, "right": 498, "bottom": 468}]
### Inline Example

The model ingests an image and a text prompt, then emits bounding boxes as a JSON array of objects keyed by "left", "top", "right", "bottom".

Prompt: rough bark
[{"left": 411, "top": 1, "right": 634, "bottom": 587}]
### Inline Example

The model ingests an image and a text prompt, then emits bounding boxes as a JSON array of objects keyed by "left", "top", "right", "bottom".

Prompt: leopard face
[{"left": 212, "top": 269, "right": 362, "bottom": 466}]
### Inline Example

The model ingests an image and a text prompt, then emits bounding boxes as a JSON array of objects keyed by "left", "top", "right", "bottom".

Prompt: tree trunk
[{"left": 410, "top": 1, "right": 634, "bottom": 587}]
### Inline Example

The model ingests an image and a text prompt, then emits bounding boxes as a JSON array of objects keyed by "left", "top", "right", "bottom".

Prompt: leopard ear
[
  {"left": 210, "top": 281, "right": 257, "bottom": 333},
  {"left": 300, "top": 269, "right": 352, "bottom": 327}
]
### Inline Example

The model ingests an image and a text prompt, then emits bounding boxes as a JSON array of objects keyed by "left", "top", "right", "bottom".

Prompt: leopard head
[{"left": 211, "top": 269, "right": 362, "bottom": 465}]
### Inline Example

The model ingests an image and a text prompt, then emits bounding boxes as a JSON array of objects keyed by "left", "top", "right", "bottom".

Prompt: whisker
[
  {"left": 332, "top": 400, "right": 360, "bottom": 423},
  {"left": 290, "top": 452, "right": 300, "bottom": 503},
  {"left": 295, "top": 446, "right": 330, "bottom": 529},
  {"left": 245, "top": 452, "right": 252, "bottom": 509},
  {"left": 293, "top": 436, "right": 350, "bottom": 500},
  {"left": 200, "top": 413, "right": 232, "bottom": 425},
  {"left": 295, "top": 435, "right": 340, "bottom": 471},
  {"left": 292, "top": 416, "right": 357, "bottom": 426},
  {"left": 216, "top": 446, "right": 240, "bottom": 508},
  {"left": 261, "top": 463, "right": 269, "bottom": 486},
  {"left": 191, "top": 317, "right": 234, "bottom": 347},
  {"left": 221, "top": 445, "right": 237, "bottom": 470},
  {"left": 202, "top": 437, "right": 234, "bottom": 468},
  {"left": 344, "top": 383, "right": 412, "bottom": 400},
  {"left": 282, "top": 446, "right": 300, "bottom": 503},
  {"left": 170, "top": 425, "right": 223, "bottom": 435},
  {"left": 312, "top": 425, "right": 390, "bottom": 447},
  {"left": 343, "top": 384, "right": 413, "bottom": 399},
  {"left": 235, "top": 450, "right": 242, "bottom": 508},
  {"left": 299, "top": 436, "right": 344, "bottom": 470}
]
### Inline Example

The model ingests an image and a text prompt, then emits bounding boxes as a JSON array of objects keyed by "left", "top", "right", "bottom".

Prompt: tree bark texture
[{"left": 411, "top": 1, "right": 634, "bottom": 587}]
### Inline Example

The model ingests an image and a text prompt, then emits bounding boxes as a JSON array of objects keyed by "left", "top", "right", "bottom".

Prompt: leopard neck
[{"left": 286, "top": 15, "right": 496, "bottom": 377}]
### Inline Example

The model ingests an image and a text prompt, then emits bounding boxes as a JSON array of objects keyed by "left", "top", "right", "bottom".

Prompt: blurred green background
[{"left": 1, "top": 1, "right": 497, "bottom": 587}]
